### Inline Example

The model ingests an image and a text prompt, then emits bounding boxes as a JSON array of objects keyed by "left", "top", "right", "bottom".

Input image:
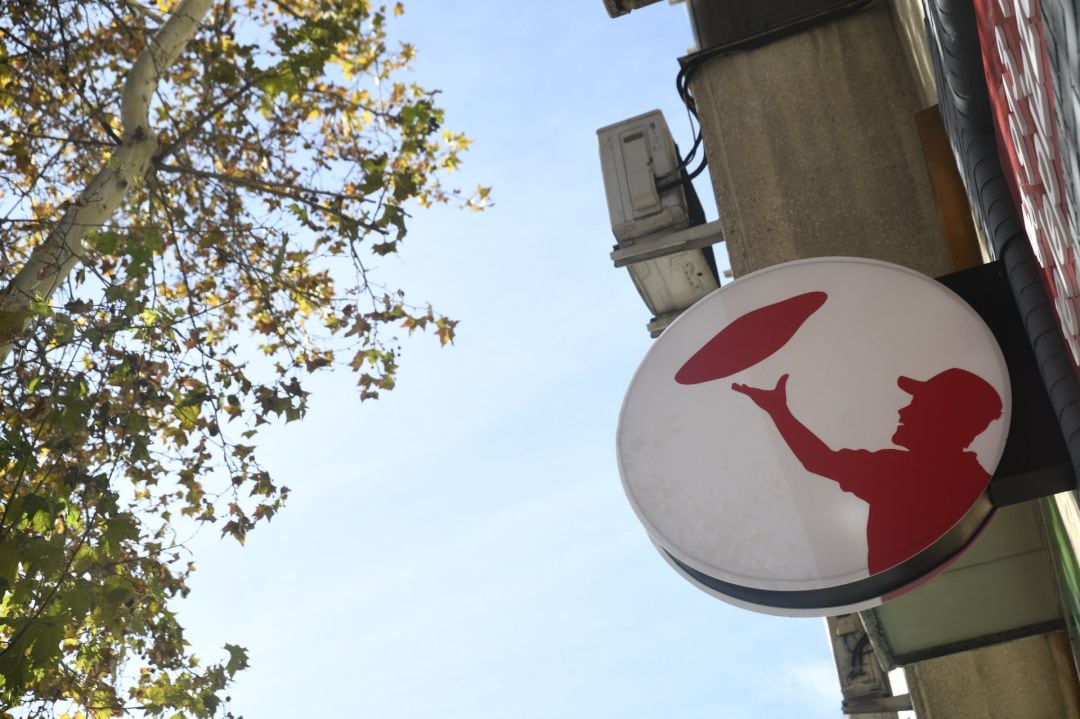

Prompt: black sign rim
[{"left": 659, "top": 492, "right": 994, "bottom": 612}]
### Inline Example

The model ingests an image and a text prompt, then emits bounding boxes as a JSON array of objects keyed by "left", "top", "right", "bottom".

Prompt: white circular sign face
[{"left": 617, "top": 258, "right": 1011, "bottom": 616}]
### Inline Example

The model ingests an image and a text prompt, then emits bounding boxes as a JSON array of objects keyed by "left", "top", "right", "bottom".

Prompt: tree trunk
[{"left": 0, "top": 0, "right": 214, "bottom": 363}]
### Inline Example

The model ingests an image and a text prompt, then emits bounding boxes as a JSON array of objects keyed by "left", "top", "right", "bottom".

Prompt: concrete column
[
  {"left": 690, "top": 1, "right": 950, "bottom": 279},
  {"left": 905, "top": 631, "right": 1080, "bottom": 718},
  {"left": 686, "top": 2, "right": 1080, "bottom": 717}
]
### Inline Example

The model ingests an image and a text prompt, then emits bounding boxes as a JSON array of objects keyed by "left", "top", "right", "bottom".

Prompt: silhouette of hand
[{"left": 731, "top": 374, "right": 790, "bottom": 415}]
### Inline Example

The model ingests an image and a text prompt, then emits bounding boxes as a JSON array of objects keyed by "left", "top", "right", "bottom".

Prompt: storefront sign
[
  {"left": 976, "top": 0, "right": 1080, "bottom": 365},
  {"left": 617, "top": 258, "right": 1012, "bottom": 615}
]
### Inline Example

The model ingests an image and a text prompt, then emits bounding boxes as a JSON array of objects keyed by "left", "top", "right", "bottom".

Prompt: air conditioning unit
[
  {"left": 602, "top": 0, "right": 664, "bottom": 18},
  {"left": 598, "top": 110, "right": 724, "bottom": 336}
]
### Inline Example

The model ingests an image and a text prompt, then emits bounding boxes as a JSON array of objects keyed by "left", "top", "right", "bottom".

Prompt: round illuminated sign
[{"left": 617, "top": 258, "right": 1012, "bottom": 616}]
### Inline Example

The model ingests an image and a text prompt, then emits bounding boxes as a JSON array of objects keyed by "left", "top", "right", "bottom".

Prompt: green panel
[
  {"left": 1042, "top": 494, "right": 1080, "bottom": 668},
  {"left": 871, "top": 502, "right": 1062, "bottom": 659},
  {"left": 952, "top": 501, "right": 1049, "bottom": 566}
]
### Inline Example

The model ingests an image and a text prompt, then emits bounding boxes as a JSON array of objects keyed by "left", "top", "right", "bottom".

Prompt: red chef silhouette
[{"left": 732, "top": 369, "right": 1003, "bottom": 575}]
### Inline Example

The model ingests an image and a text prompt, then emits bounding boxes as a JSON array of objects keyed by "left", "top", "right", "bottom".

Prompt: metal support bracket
[
  {"left": 842, "top": 694, "right": 914, "bottom": 714},
  {"left": 610, "top": 220, "right": 724, "bottom": 268}
]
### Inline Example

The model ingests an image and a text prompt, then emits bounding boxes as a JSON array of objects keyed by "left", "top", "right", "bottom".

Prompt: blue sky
[{"left": 178, "top": 2, "right": 845, "bottom": 717}]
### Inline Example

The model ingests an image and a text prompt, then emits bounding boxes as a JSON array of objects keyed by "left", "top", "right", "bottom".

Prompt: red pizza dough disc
[{"left": 675, "top": 291, "right": 828, "bottom": 384}]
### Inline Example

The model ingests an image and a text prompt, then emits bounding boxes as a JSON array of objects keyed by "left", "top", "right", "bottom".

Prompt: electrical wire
[
  {"left": 655, "top": 44, "right": 720, "bottom": 193},
  {"left": 657, "top": 0, "right": 879, "bottom": 193}
]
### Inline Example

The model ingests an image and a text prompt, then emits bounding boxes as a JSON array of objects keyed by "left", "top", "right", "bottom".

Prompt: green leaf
[
  {"left": 20, "top": 536, "right": 65, "bottom": 577},
  {"left": 59, "top": 399, "right": 90, "bottom": 436},
  {"left": 62, "top": 578, "right": 95, "bottom": 618},
  {"left": 0, "top": 540, "right": 19, "bottom": 593},
  {"left": 29, "top": 619, "right": 64, "bottom": 665},
  {"left": 174, "top": 403, "right": 200, "bottom": 429},
  {"left": 103, "top": 514, "right": 137, "bottom": 543},
  {"left": 224, "top": 644, "right": 249, "bottom": 676},
  {"left": 0, "top": 308, "right": 29, "bottom": 343},
  {"left": 87, "top": 229, "right": 120, "bottom": 254}
]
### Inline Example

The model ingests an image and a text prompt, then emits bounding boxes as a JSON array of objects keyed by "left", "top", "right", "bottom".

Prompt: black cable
[
  {"left": 846, "top": 633, "right": 873, "bottom": 680},
  {"left": 658, "top": 0, "right": 880, "bottom": 193},
  {"left": 656, "top": 39, "right": 729, "bottom": 191}
]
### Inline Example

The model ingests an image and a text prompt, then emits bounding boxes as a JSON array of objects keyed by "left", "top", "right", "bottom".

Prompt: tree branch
[
  {"left": 156, "top": 161, "right": 386, "bottom": 233},
  {"left": 156, "top": 161, "right": 363, "bottom": 204},
  {"left": 153, "top": 71, "right": 269, "bottom": 164},
  {"left": 0, "top": 0, "right": 213, "bottom": 364}
]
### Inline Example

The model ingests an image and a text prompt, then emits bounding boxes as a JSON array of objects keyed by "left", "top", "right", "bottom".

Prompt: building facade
[{"left": 603, "top": 1, "right": 1080, "bottom": 716}]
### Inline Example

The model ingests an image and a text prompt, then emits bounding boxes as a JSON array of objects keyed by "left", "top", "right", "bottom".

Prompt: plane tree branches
[{"left": 0, "top": 0, "right": 484, "bottom": 714}]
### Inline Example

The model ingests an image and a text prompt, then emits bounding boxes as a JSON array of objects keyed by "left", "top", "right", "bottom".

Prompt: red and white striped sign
[{"left": 977, "top": 0, "right": 1080, "bottom": 366}]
